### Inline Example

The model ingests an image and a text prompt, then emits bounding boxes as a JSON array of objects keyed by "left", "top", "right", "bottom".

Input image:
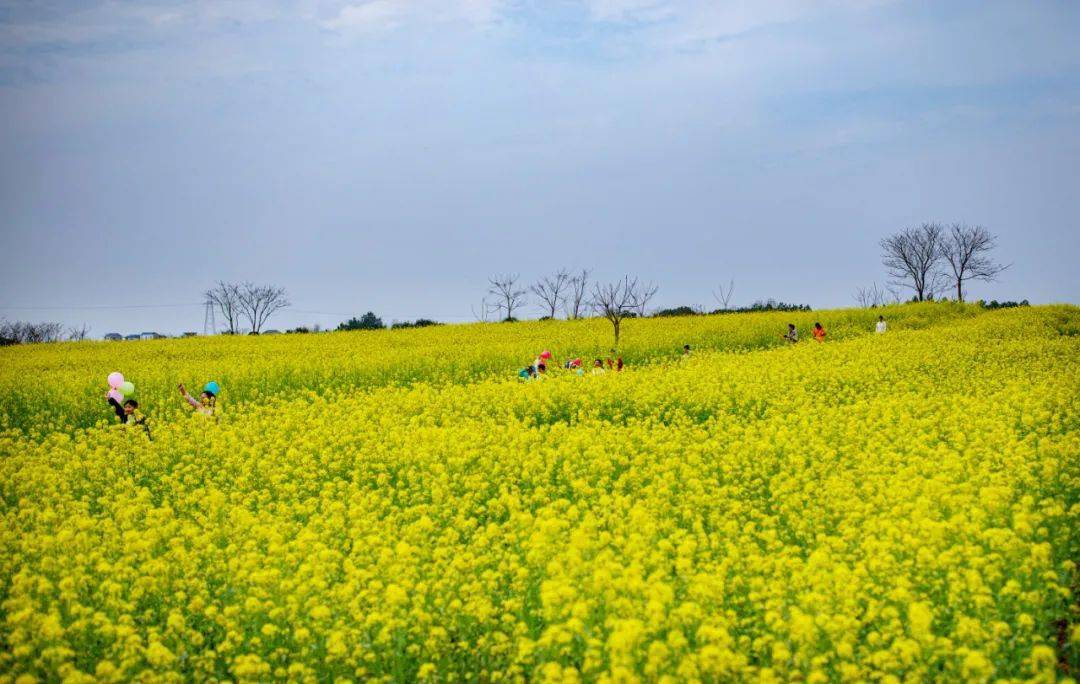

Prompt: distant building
[
  {"left": 124, "top": 334, "right": 141, "bottom": 341},
  {"left": 182, "top": 332, "right": 197, "bottom": 337},
  {"left": 140, "top": 332, "right": 166, "bottom": 340},
  {"left": 104, "top": 333, "right": 123, "bottom": 341},
  {"left": 263, "top": 329, "right": 282, "bottom": 335}
]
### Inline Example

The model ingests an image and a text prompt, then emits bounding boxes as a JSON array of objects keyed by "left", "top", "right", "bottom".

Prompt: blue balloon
[{"left": 203, "top": 381, "right": 220, "bottom": 395}]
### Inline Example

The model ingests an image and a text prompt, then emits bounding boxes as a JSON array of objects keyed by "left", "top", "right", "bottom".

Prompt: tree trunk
[{"left": 956, "top": 280, "right": 963, "bottom": 302}]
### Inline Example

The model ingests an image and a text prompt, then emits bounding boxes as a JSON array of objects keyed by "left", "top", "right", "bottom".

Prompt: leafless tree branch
[
  {"left": 67, "top": 323, "right": 90, "bottom": 341},
  {"left": 632, "top": 281, "right": 659, "bottom": 317},
  {"left": 0, "top": 320, "right": 65, "bottom": 344},
  {"left": 713, "top": 279, "right": 735, "bottom": 310},
  {"left": 590, "top": 275, "right": 645, "bottom": 348},
  {"left": 205, "top": 281, "right": 243, "bottom": 334},
  {"left": 530, "top": 269, "right": 570, "bottom": 319},
  {"left": 854, "top": 282, "right": 886, "bottom": 308},
  {"left": 562, "top": 269, "right": 590, "bottom": 319},
  {"left": 885, "top": 284, "right": 902, "bottom": 305},
  {"left": 487, "top": 274, "right": 527, "bottom": 321},
  {"left": 940, "top": 223, "right": 1009, "bottom": 302},
  {"left": 238, "top": 282, "right": 290, "bottom": 334},
  {"left": 471, "top": 297, "right": 490, "bottom": 323},
  {"left": 880, "top": 223, "right": 945, "bottom": 302}
]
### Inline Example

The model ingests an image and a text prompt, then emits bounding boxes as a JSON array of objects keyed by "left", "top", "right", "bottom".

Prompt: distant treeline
[
  {"left": 0, "top": 320, "right": 88, "bottom": 346},
  {"left": 653, "top": 299, "right": 812, "bottom": 318},
  {"left": 335, "top": 313, "right": 442, "bottom": 332},
  {"left": 978, "top": 299, "right": 1029, "bottom": 310}
]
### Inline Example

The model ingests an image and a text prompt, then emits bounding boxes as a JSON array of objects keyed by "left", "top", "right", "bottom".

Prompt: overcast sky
[{"left": 1, "top": 0, "right": 1078, "bottom": 335}]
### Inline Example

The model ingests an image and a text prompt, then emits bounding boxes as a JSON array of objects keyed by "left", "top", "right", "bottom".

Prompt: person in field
[
  {"left": 591, "top": 359, "right": 605, "bottom": 375},
  {"left": 605, "top": 350, "right": 624, "bottom": 371},
  {"left": 123, "top": 399, "right": 151, "bottom": 437},
  {"left": 812, "top": 322, "right": 827, "bottom": 342},
  {"left": 518, "top": 366, "right": 536, "bottom": 381},
  {"left": 782, "top": 323, "right": 798, "bottom": 343},
  {"left": 876, "top": 315, "right": 887, "bottom": 333},
  {"left": 532, "top": 350, "right": 552, "bottom": 374},
  {"left": 179, "top": 383, "right": 217, "bottom": 416},
  {"left": 104, "top": 395, "right": 151, "bottom": 438},
  {"left": 561, "top": 358, "right": 584, "bottom": 376},
  {"left": 682, "top": 344, "right": 691, "bottom": 357}
]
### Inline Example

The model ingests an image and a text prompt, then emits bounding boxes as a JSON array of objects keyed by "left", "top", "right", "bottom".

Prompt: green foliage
[
  {"left": 653, "top": 306, "right": 700, "bottom": 317},
  {"left": 391, "top": 319, "right": 441, "bottom": 330},
  {"left": 979, "top": 299, "right": 1030, "bottom": 310},
  {"left": 338, "top": 312, "right": 385, "bottom": 331}
]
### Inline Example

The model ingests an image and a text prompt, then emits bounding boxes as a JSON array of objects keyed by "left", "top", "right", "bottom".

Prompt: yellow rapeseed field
[{"left": 1, "top": 304, "right": 1078, "bottom": 682}]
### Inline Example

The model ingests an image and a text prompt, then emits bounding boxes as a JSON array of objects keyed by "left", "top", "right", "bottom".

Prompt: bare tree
[
  {"left": 885, "top": 284, "right": 903, "bottom": 305},
  {"left": 713, "top": 279, "right": 735, "bottom": 310},
  {"left": 631, "top": 281, "right": 659, "bottom": 317},
  {"left": 563, "top": 269, "right": 590, "bottom": 319},
  {"left": 205, "top": 281, "right": 243, "bottom": 334},
  {"left": 854, "top": 287, "right": 872, "bottom": 308},
  {"left": 591, "top": 276, "right": 644, "bottom": 348},
  {"left": 67, "top": 323, "right": 90, "bottom": 341},
  {"left": 880, "top": 223, "right": 945, "bottom": 301},
  {"left": 0, "top": 320, "right": 64, "bottom": 344},
  {"left": 471, "top": 297, "right": 490, "bottom": 323},
  {"left": 854, "top": 282, "right": 886, "bottom": 308},
  {"left": 530, "top": 269, "right": 570, "bottom": 319},
  {"left": 925, "top": 273, "right": 947, "bottom": 301},
  {"left": 238, "top": 283, "right": 290, "bottom": 334},
  {"left": 487, "top": 274, "right": 527, "bottom": 321},
  {"left": 940, "top": 223, "right": 1009, "bottom": 302}
]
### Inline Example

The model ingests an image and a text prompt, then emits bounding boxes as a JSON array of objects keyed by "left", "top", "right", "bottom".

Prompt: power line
[
  {"left": 290, "top": 308, "right": 477, "bottom": 321},
  {"left": 288, "top": 308, "right": 360, "bottom": 317},
  {"left": 0, "top": 303, "right": 203, "bottom": 310},
  {"left": 0, "top": 302, "right": 478, "bottom": 321}
]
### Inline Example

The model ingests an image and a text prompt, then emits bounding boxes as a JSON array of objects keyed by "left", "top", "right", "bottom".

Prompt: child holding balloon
[
  {"left": 105, "top": 371, "right": 136, "bottom": 423},
  {"left": 179, "top": 381, "right": 218, "bottom": 416},
  {"left": 104, "top": 371, "right": 151, "bottom": 438}
]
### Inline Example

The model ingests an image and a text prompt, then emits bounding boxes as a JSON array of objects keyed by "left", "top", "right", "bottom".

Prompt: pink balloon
[
  {"left": 107, "top": 389, "right": 124, "bottom": 403},
  {"left": 107, "top": 372, "right": 124, "bottom": 388}
]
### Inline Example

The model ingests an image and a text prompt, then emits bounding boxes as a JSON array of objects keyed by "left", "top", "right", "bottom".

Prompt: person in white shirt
[{"left": 875, "top": 315, "right": 887, "bottom": 334}]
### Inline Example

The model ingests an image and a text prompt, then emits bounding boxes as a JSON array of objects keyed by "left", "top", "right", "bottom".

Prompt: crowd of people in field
[
  {"left": 517, "top": 315, "right": 888, "bottom": 381},
  {"left": 104, "top": 315, "right": 889, "bottom": 428},
  {"left": 517, "top": 349, "right": 625, "bottom": 381}
]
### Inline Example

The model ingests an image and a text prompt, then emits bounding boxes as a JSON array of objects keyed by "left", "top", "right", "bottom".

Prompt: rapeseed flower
[{"left": 0, "top": 304, "right": 1076, "bottom": 680}]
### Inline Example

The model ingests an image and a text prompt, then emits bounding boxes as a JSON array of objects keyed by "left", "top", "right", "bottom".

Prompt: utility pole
[{"left": 203, "top": 299, "right": 216, "bottom": 335}]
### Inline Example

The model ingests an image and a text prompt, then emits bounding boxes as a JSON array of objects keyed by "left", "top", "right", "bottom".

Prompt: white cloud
[
  {"left": 321, "top": 1, "right": 402, "bottom": 32},
  {"left": 320, "top": 0, "right": 502, "bottom": 34},
  {"left": 585, "top": 0, "right": 672, "bottom": 23},
  {"left": 580, "top": 0, "right": 899, "bottom": 45}
]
